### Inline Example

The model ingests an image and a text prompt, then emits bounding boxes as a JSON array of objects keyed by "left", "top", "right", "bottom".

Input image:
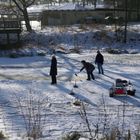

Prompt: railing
[
  {"left": 0, "top": 20, "right": 22, "bottom": 30},
  {"left": 0, "top": 17, "right": 22, "bottom": 45}
]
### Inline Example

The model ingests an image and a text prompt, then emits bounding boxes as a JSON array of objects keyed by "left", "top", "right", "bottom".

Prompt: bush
[
  {"left": 106, "top": 48, "right": 121, "bottom": 54},
  {"left": 37, "top": 52, "right": 46, "bottom": 56},
  {"left": 73, "top": 100, "right": 81, "bottom": 106},
  {"left": 9, "top": 53, "right": 19, "bottom": 58},
  {"left": 62, "top": 131, "right": 81, "bottom": 140},
  {"left": 0, "top": 131, "right": 6, "bottom": 139},
  {"left": 106, "top": 48, "right": 129, "bottom": 54},
  {"left": 69, "top": 47, "right": 81, "bottom": 54}
]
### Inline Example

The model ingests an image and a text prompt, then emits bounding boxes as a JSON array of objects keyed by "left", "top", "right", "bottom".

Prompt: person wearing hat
[
  {"left": 50, "top": 55, "right": 57, "bottom": 84},
  {"left": 80, "top": 60, "right": 95, "bottom": 80},
  {"left": 95, "top": 50, "right": 104, "bottom": 74}
]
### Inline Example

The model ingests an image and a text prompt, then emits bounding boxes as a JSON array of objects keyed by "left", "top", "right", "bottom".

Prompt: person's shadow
[{"left": 114, "top": 95, "right": 140, "bottom": 107}]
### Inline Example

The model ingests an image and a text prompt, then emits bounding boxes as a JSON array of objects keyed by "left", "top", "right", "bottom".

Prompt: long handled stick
[{"left": 75, "top": 71, "right": 81, "bottom": 76}]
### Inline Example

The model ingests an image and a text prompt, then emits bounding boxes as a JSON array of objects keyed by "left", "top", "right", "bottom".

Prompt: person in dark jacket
[
  {"left": 50, "top": 55, "right": 57, "bottom": 84},
  {"left": 80, "top": 60, "right": 95, "bottom": 80},
  {"left": 95, "top": 50, "right": 104, "bottom": 74}
]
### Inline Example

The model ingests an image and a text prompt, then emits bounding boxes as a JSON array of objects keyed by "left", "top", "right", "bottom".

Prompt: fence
[{"left": 0, "top": 17, "right": 22, "bottom": 46}]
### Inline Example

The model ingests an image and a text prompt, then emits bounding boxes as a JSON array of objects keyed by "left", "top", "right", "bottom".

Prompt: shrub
[
  {"left": 73, "top": 100, "right": 81, "bottom": 106},
  {"left": 0, "top": 131, "right": 6, "bottom": 139},
  {"left": 62, "top": 131, "right": 81, "bottom": 140},
  {"left": 106, "top": 48, "right": 121, "bottom": 54},
  {"left": 9, "top": 53, "right": 19, "bottom": 58},
  {"left": 69, "top": 47, "right": 81, "bottom": 54},
  {"left": 37, "top": 52, "right": 46, "bottom": 56}
]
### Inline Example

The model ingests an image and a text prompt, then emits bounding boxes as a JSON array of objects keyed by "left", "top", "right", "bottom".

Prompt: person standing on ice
[
  {"left": 50, "top": 54, "right": 57, "bottom": 84},
  {"left": 80, "top": 60, "right": 95, "bottom": 80},
  {"left": 95, "top": 50, "right": 104, "bottom": 74}
]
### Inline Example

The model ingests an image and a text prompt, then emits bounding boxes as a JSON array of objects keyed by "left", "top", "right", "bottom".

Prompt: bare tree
[
  {"left": 10, "top": 0, "right": 36, "bottom": 32},
  {"left": 123, "top": 0, "right": 128, "bottom": 43},
  {"left": 80, "top": 102, "right": 94, "bottom": 139},
  {"left": 12, "top": 89, "right": 50, "bottom": 140}
]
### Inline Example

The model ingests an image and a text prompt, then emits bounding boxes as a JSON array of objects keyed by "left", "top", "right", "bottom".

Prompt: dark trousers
[
  {"left": 51, "top": 75, "right": 57, "bottom": 84},
  {"left": 97, "top": 63, "right": 104, "bottom": 74},
  {"left": 87, "top": 72, "right": 95, "bottom": 80}
]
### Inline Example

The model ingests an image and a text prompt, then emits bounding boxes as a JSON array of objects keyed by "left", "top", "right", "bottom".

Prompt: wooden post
[
  {"left": 7, "top": 33, "right": 10, "bottom": 45},
  {"left": 17, "top": 33, "right": 20, "bottom": 44}
]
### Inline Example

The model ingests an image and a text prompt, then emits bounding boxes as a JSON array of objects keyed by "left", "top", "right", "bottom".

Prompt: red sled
[
  {"left": 115, "top": 88, "right": 126, "bottom": 94},
  {"left": 109, "top": 79, "right": 136, "bottom": 97}
]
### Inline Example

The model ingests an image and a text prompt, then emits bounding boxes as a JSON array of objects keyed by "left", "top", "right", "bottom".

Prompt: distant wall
[{"left": 41, "top": 9, "right": 140, "bottom": 27}]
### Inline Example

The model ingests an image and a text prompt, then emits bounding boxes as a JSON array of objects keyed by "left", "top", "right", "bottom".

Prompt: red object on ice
[
  {"left": 109, "top": 79, "right": 136, "bottom": 97},
  {"left": 115, "top": 88, "right": 125, "bottom": 94}
]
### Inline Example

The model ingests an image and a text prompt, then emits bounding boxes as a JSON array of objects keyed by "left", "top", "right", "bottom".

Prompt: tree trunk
[
  {"left": 23, "top": 8, "right": 32, "bottom": 32},
  {"left": 137, "top": 0, "right": 140, "bottom": 21},
  {"left": 124, "top": 0, "right": 128, "bottom": 43}
]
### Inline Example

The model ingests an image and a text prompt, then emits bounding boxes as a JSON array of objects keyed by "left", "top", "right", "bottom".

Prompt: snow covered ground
[
  {"left": 0, "top": 51, "right": 140, "bottom": 140},
  {"left": 0, "top": 22, "right": 140, "bottom": 139}
]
